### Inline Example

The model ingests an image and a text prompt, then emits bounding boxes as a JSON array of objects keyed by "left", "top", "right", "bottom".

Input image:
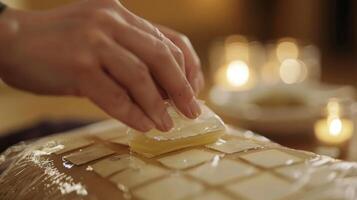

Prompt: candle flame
[{"left": 328, "top": 118, "right": 342, "bottom": 136}]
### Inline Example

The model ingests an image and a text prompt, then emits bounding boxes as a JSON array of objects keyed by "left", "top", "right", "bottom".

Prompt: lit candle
[{"left": 314, "top": 100, "right": 354, "bottom": 145}]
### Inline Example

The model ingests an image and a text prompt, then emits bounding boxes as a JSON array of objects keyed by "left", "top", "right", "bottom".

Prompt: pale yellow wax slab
[
  {"left": 275, "top": 163, "right": 310, "bottom": 180},
  {"left": 226, "top": 173, "right": 296, "bottom": 200},
  {"left": 206, "top": 138, "right": 261, "bottom": 154},
  {"left": 133, "top": 176, "right": 203, "bottom": 200},
  {"left": 188, "top": 159, "right": 257, "bottom": 185},
  {"left": 92, "top": 155, "right": 145, "bottom": 177},
  {"left": 130, "top": 131, "right": 224, "bottom": 158},
  {"left": 138, "top": 105, "right": 225, "bottom": 141},
  {"left": 109, "top": 136, "right": 129, "bottom": 146},
  {"left": 158, "top": 149, "right": 219, "bottom": 170},
  {"left": 129, "top": 103, "right": 226, "bottom": 157},
  {"left": 275, "top": 164, "right": 338, "bottom": 187},
  {"left": 63, "top": 145, "right": 115, "bottom": 165},
  {"left": 110, "top": 164, "right": 168, "bottom": 189},
  {"left": 54, "top": 138, "right": 94, "bottom": 155},
  {"left": 190, "top": 190, "right": 233, "bottom": 200},
  {"left": 240, "top": 149, "right": 303, "bottom": 168}
]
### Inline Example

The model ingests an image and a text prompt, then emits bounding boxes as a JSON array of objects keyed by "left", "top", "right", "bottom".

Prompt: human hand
[
  {"left": 0, "top": 0, "right": 203, "bottom": 132},
  {"left": 156, "top": 25, "right": 204, "bottom": 94}
]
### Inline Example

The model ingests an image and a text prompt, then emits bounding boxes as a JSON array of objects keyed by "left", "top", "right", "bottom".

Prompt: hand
[
  {"left": 0, "top": 0, "right": 203, "bottom": 132},
  {"left": 157, "top": 25, "right": 204, "bottom": 94}
]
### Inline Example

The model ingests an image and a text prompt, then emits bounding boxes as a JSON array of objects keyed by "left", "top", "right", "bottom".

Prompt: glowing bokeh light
[
  {"left": 329, "top": 118, "right": 343, "bottom": 136},
  {"left": 279, "top": 59, "right": 307, "bottom": 84},
  {"left": 276, "top": 40, "right": 299, "bottom": 62},
  {"left": 327, "top": 99, "right": 341, "bottom": 116},
  {"left": 224, "top": 35, "right": 249, "bottom": 62},
  {"left": 226, "top": 60, "right": 250, "bottom": 87}
]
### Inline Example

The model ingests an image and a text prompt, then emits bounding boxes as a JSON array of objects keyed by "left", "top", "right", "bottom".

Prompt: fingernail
[
  {"left": 140, "top": 117, "right": 155, "bottom": 132},
  {"left": 187, "top": 98, "right": 201, "bottom": 118},
  {"left": 161, "top": 110, "right": 173, "bottom": 131}
]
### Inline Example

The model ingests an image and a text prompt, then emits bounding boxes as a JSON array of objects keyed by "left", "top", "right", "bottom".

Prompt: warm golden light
[
  {"left": 279, "top": 59, "right": 307, "bottom": 84},
  {"left": 224, "top": 35, "right": 249, "bottom": 62},
  {"left": 226, "top": 60, "right": 250, "bottom": 87},
  {"left": 327, "top": 99, "right": 341, "bottom": 116},
  {"left": 276, "top": 39, "right": 299, "bottom": 62},
  {"left": 261, "top": 60, "right": 280, "bottom": 84},
  {"left": 214, "top": 60, "right": 255, "bottom": 91},
  {"left": 329, "top": 118, "right": 342, "bottom": 136},
  {"left": 315, "top": 118, "right": 353, "bottom": 145},
  {"left": 314, "top": 99, "right": 354, "bottom": 145}
]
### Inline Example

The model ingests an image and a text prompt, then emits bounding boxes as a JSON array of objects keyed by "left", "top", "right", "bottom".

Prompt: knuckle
[
  {"left": 133, "top": 65, "right": 150, "bottom": 83},
  {"left": 131, "top": 58, "right": 148, "bottom": 71},
  {"left": 172, "top": 47, "right": 184, "bottom": 66},
  {"left": 73, "top": 53, "right": 97, "bottom": 76},
  {"left": 84, "top": 26, "right": 100, "bottom": 40},
  {"left": 179, "top": 34, "right": 191, "bottom": 45},
  {"left": 173, "top": 46, "right": 184, "bottom": 57},
  {"left": 74, "top": 54, "right": 97, "bottom": 71},
  {"left": 153, "top": 41, "right": 170, "bottom": 59},
  {"left": 145, "top": 20, "right": 162, "bottom": 38},
  {"left": 172, "top": 33, "right": 189, "bottom": 45},
  {"left": 91, "top": 9, "right": 113, "bottom": 24},
  {"left": 84, "top": 28, "right": 108, "bottom": 48}
]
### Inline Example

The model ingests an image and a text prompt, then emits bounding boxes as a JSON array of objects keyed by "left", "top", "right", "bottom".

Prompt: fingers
[
  {"left": 108, "top": 18, "right": 201, "bottom": 119},
  {"left": 197, "top": 71, "right": 205, "bottom": 93},
  {"left": 96, "top": 37, "right": 173, "bottom": 131},
  {"left": 115, "top": 6, "right": 185, "bottom": 75},
  {"left": 79, "top": 68, "right": 155, "bottom": 132},
  {"left": 156, "top": 25, "right": 204, "bottom": 94}
]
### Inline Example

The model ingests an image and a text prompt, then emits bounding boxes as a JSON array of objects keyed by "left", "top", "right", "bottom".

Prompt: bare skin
[{"left": 0, "top": 0, "right": 204, "bottom": 132}]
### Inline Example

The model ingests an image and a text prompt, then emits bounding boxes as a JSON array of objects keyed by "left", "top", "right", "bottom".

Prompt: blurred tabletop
[{"left": 0, "top": 83, "right": 108, "bottom": 137}]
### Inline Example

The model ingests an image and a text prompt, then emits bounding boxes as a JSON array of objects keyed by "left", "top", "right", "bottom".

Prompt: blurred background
[{"left": 1, "top": 0, "right": 357, "bottom": 160}]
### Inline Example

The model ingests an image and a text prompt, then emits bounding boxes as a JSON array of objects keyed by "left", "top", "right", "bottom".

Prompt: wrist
[{"left": 0, "top": 7, "right": 20, "bottom": 77}]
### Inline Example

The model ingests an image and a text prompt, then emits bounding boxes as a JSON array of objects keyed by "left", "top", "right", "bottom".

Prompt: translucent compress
[{"left": 128, "top": 103, "right": 226, "bottom": 157}]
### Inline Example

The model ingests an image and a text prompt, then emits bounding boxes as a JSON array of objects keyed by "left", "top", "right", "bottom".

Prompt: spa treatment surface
[{"left": 1, "top": 110, "right": 357, "bottom": 200}]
